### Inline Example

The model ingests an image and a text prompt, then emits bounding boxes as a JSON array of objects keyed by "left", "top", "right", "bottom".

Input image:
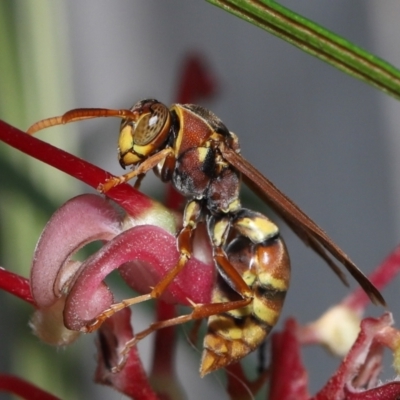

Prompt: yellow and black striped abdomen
[{"left": 201, "top": 231, "right": 290, "bottom": 376}]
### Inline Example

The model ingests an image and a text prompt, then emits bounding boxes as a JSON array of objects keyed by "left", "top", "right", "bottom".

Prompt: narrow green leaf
[{"left": 207, "top": 0, "right": 400, "bottom": 100}]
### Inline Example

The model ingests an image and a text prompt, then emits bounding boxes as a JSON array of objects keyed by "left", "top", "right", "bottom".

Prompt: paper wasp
[{"left": 28, "top": 99, "right": 385, "bottom": 375}]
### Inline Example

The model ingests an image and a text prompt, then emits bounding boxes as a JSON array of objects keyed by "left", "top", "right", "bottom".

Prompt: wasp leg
[
  {"left": 82, "top": 293, "right": 153, "bottom": 333},
  {"left": 213, "top": 247, "right": 253, "bottom": 298},
  {"left": 207, "top": 214, "right": 254, "bottom": 300},
  {"left": 112, "top": 297, "right": 252, "bottom": 372},
  {"left": 146, "top": 199, "right": 202, "bottom": 298},
  {"left": 133, "top": 173, "right": 145, "bottom": 190},
  {"left": 99, "top": 147, "right": 174, "bottom": 192},
  {"left": 83, "top": 227, "right": 193, "bottom": 333},
  {"left": 83, "top": 200, "right": 201, "bottom": 333}
]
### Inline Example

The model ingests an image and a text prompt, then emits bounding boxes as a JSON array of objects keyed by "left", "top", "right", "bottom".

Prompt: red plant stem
[
  {"left": 0, "top": 268, "right": 35, "bottom": 305},
  {"left": 225, "top": 362, "right": 269, "bottom": 400},
  {"left": 343, "top": 244, "right": 400, "bottom": 312},
  {"left": 269, "top": 319, "right": 309, "bottom": 400},
  {"left": 0, "top": 120, "right": 153, "bottom": 216},
  {"left": 0, "top": 374, "right": 60, "bottom": 400},
  {"left": 151, "top": 301, "right": 178, "bottom": 378},
  {"left": 176, "top": 53, "right": 217, "bottom": 104}
]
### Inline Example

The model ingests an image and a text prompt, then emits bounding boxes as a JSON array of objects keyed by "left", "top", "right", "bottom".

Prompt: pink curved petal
[
  {"left": 64, "top": 225, "right": 214, "bottom": 330},
  {"left": 31, "top": 194, "right": 122, "bottom": 308}
]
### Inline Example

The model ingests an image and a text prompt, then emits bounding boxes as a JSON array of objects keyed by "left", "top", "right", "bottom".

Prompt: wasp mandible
[{"left": 28, "top": 99, "right": 385, "bottom": 375}]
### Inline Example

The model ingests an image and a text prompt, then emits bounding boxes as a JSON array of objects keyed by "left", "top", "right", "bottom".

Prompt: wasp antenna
[
  {"left": 27, "top": 116, "right": 64, "bottom": 135},
  {"left": 62, "top": 108, "right": 136, "bottom": 124},
  {"left": 27, "top": 108, "right": 138, "bottom": 135}
]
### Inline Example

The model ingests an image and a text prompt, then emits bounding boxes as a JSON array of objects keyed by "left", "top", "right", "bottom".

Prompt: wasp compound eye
[{"left": 133, "top": 102, "right": 170, "bottom": 146}]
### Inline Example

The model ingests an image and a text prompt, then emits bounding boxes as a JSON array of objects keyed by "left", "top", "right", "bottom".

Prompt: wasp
[{"left": 28, "top": 99, "right": 385, "bottom": 375}]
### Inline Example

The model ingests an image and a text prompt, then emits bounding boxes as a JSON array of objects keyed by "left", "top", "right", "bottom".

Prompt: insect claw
[
  {"left": 98, "top": 177, "right": 124, "bottom": 193},
  {"left": 82, "top": 318, "right": 104, "bottom": 333},
  {"left": 111, "top": 353, "right": 128, "bottom": 373},
  {"left": 186, "top": 297, "right": 198, "bottom": 308},
  {"left": 109, "top": 337, "right": 138, "bottom": 373}
]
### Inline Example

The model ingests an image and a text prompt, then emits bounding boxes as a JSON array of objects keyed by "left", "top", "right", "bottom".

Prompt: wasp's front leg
[{"left": 98, "top": 147, "right": 174, "bottom": 192}]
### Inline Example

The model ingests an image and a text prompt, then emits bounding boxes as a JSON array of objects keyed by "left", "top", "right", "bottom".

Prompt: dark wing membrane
[{"left": 222, "top": 145, "right": 385, "bottom": 307}]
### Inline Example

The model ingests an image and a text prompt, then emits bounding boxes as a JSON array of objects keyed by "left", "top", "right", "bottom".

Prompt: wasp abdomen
[{"left": 201, "top": 229, "right": 290, "bottom": 376}]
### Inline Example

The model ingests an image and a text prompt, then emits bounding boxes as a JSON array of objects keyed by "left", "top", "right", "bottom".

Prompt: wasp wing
[{"left": 222, "top": 146, "right": 385, "bottom": 307}]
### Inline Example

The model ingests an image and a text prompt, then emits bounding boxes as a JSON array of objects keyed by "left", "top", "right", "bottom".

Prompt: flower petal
[
  {"left": 30, "top": 194, "right": 122, "bottom": 308},
  {"left": 64, "top": 225, "right": 214, "bottom": 330},
  {"left": 314, "top": 313, "right": 393, "bottom": 399}
]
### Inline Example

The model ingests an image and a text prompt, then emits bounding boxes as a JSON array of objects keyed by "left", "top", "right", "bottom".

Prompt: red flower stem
[
  {"left": 176, "top": 53, "right": 217, "bottom": 104},
  {"left": 0, "top": 268, "right": 35, "bottom": 305},
  {"left": 0, "top": 120, "right": 154, "bottom": 216},
  {"left": 343, "top": 244, "right": 400, "bottom": 312},
  {"left": 151, "top": 301, "right": 177, "bottom": 377},
  {"left": 225, "top": 362, "right": 269, "bottom": 400},
  {"left": 0, "top": 374, "right": 60, "bottom": 400},
  {"left": 269, "top": 319, "right": 309, "bottom": 400}
]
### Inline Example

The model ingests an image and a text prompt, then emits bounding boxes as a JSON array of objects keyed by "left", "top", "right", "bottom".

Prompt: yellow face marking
[
  {"left": 119, "top": 124, "right": 162, "bottom": 166},
  {"left": 253, "top": 296, "right": 280, "bottom": 325},
  {"left": 133, "top": 143, "right": 154, "bottom": 157},
  {"left": 119, "top": 125, "right": 141, "bottom": 165}
]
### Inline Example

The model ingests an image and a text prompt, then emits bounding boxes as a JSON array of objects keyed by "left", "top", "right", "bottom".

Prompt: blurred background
[{"left": 1, "top": 1, "right": 400, "bottom": 398}]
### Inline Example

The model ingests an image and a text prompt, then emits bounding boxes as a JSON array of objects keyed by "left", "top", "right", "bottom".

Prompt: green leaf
[{"left": 207, "top": 0, "right": 400, "bottom": 100}]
